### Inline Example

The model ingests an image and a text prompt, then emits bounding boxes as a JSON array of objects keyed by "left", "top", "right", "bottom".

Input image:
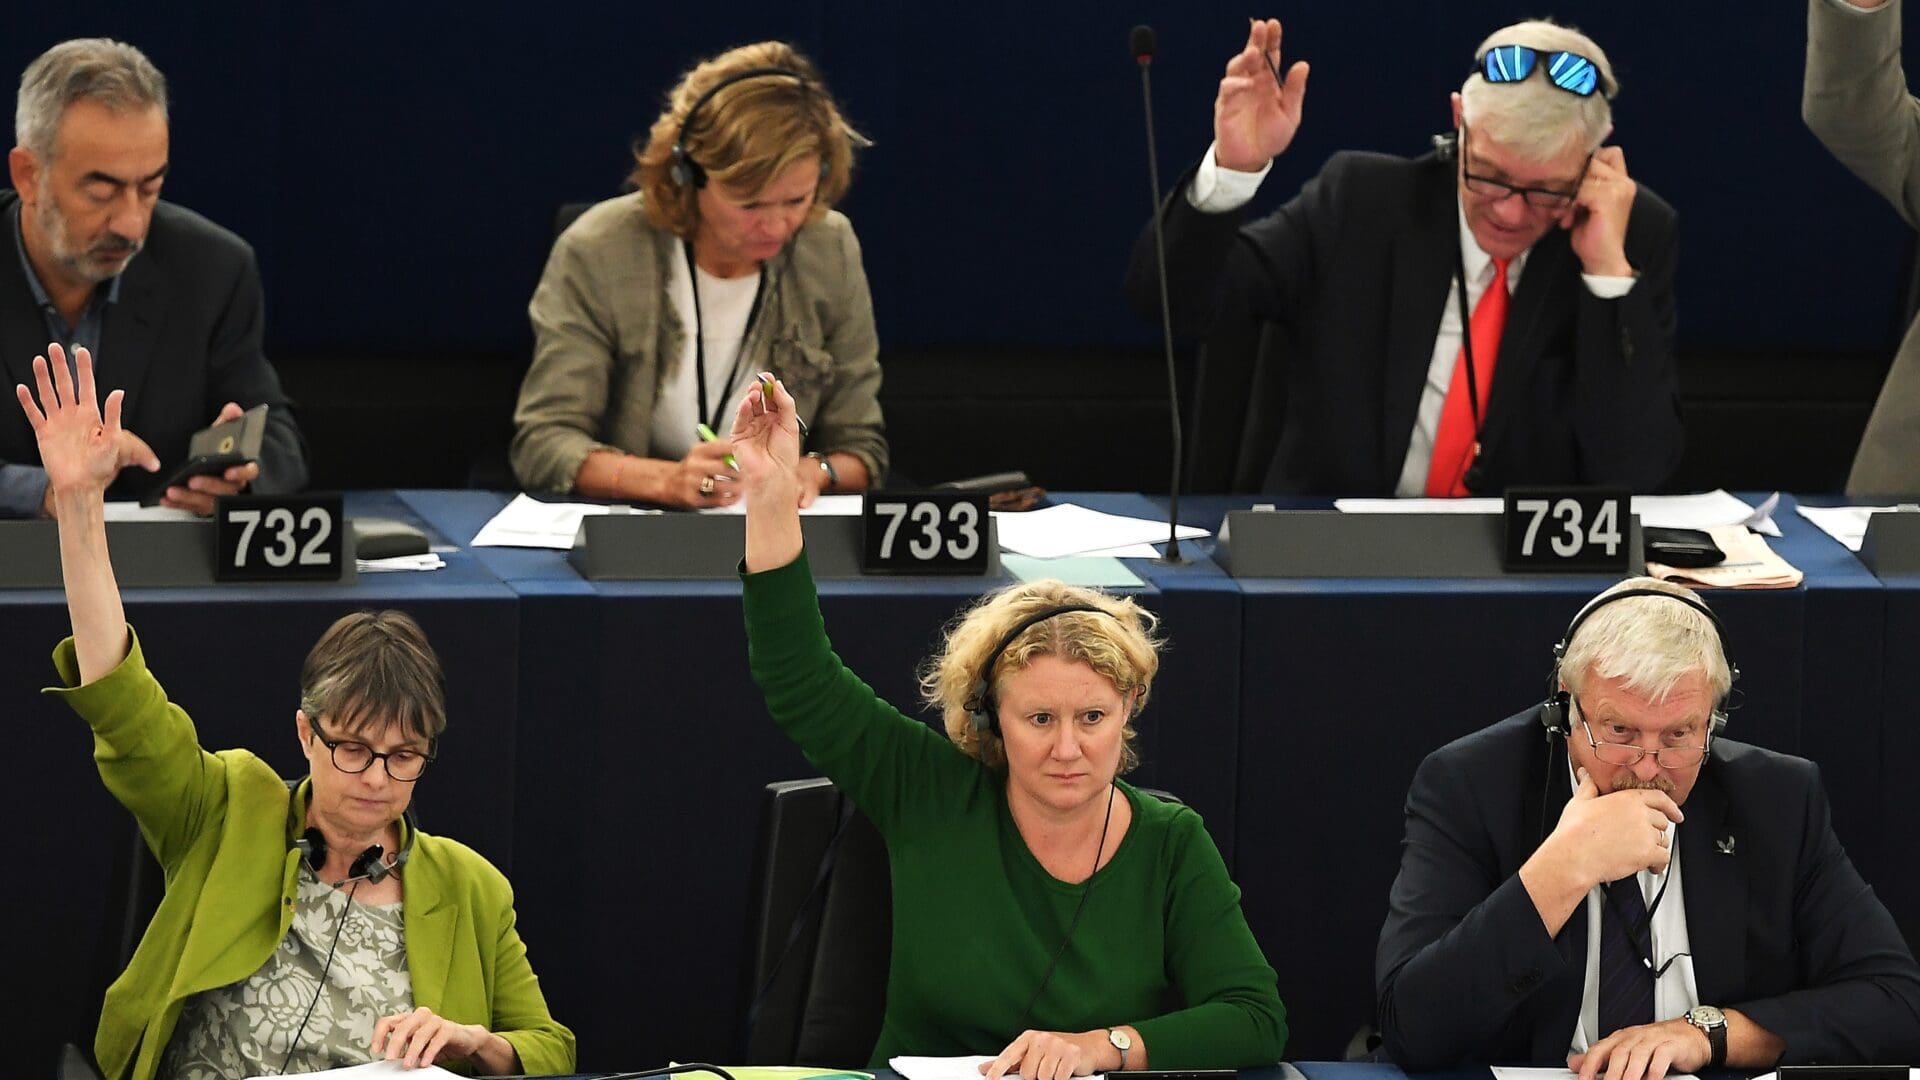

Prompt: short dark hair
[{"left": 299, "top": 610, "right": 447, "bottom": 744}]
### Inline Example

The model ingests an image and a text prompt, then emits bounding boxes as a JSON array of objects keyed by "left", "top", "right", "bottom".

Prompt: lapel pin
[{"left": 1715, "top": 835, "right": 1736, "bottom": 856}]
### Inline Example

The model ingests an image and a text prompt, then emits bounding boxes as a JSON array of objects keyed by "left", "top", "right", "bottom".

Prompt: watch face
[
  {"left": 1109, "top": 1029, "right": 1133, "bottom": 1050},
  {"left": 1688, "top": 1005, "right": 1726, "bottom": 1027}
]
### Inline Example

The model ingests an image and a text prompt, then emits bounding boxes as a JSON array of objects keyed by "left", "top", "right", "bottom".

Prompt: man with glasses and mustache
[
  {"left": 0, "top": 38, "right": 307, "bottom": 518},
  {"left": 1127, "top": 19, "right": 1682, "bottom": 496},
  {"left": 1376, "top": 578, "right": 1920, "bottom": 1076}
]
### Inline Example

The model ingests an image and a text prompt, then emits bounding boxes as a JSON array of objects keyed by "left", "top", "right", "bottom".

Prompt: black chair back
[{"left": 741, "top": 778, "right": 891, "bottom": 1067}]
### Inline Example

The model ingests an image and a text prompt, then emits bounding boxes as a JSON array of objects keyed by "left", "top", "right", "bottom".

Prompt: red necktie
[{"left": 1425, "top": 257, "right": 1511, "bottom": 497}]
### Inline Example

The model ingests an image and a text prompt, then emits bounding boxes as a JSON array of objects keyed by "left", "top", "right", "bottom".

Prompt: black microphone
[
  {"left": 1133, "top": 24, "right": 1187, "bottom": 565},
  {"left": 598, "top": 1064, "right": 741, "bottom": 1080}
]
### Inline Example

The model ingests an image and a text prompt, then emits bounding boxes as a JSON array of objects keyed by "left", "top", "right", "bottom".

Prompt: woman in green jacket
[
  {"left": 731, "top": 375, "right": 1288, "bottom": 1080},
  {"left": 18, "top": 343, "right": 575, "bottom": 1080}
]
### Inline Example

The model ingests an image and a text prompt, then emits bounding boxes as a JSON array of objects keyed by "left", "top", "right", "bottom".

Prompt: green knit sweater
[{"left": 743, "top": 552, "right": 1288, "bottom": 1068}]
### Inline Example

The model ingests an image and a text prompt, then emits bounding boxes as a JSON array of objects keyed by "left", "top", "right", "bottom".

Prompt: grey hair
[
  {"left": 1560, "top": 577, "right": 1732, "bottom": 707},
  {"left": 16, "top": 38, "right": 168, "bottom": 160},
  {"left": 1459, "top": 20, "right": 1615, "bottom": 162}
]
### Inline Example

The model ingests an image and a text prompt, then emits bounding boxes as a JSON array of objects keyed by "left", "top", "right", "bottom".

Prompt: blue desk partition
[
  {"left": 397, "top": 490, "right": 1245, "bottom": 1071},
  {"left": 1171, "top": 493, "right": 1893, "bottom": 1060},
  {"left": 7, "top": 492, "right": 521, "bottom": 1067}
]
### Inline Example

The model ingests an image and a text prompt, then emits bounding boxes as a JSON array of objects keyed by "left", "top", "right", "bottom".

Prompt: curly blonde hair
[
  {"left": 631, "top": 41, "right": 863, "bottom": 238},
  {"left": 919, "top": 580, "right": 1162, "bottom": 771}
]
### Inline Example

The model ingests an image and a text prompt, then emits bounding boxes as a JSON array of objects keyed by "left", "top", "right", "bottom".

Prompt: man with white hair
[
  {"left": 1126, "top": 18, "right": 1682, "bottom": 496},
  {"left": 0, "top": 38, "right": 307, "bottom": 517},
  {"left": 1376, "top": 579, "right": 1920, "bottom": 1074}
]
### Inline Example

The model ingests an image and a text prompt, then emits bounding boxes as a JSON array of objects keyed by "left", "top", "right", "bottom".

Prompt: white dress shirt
[
  {"left": 1187, "top": 141, "right": 1636, "bottom": 494},
  {"left": 651, "top": 253, "right": 761, "bottom": 460}
]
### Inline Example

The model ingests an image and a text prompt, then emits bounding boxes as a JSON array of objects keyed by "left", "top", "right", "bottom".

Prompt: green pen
[
  {"left": 695, "top": 423, "right": 738, "bottom": 471},
  {"left": 757, "top": 374, "right": 810, "bottom": 435}
]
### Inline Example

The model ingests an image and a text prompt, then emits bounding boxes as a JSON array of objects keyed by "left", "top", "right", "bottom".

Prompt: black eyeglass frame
[
  {"left": 1457, "top": 124, "right": 1593, "bottom": 212},
  {"left": 309, "top": 727, "right": 438, "bottom": 782}
]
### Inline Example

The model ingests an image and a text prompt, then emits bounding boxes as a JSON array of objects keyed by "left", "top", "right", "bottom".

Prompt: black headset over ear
[
  {"left": 1539, "top": 587, "right": 1740, "bottom": 741},
  {"left": 669, "top": 66, "right": 812, "bottom": 190},
  {"left": 964, "top": 604, "right": 1109, "bottom": 737}
]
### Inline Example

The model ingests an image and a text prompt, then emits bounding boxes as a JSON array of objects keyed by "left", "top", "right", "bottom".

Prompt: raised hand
[
  {"left": 731, "top": 373, "right": 802, "bottom": 499},
  {"left": 1214, "top": 18, "right": 1310, "bottom": 173},
  {"left": 14, "top": 343, "right": 158, "bottom": 501},
  {"left": 1562, "top": 146, "right": 1636, "bottom": 278}
]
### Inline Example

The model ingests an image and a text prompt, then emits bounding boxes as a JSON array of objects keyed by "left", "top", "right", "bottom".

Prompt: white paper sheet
[
  {"left": 357, "top": 553, "right": 446, "bottom": 573},
  {"left": 1491, "top": 1069, "right": 1696, "bottom": 1080},
  {"left": 242, "top": 1061, "right": 461, "bottom": 1080},
  {"left": 1335, "top": 489, "right": 1782, "bottom": 536},
  {"left": 700, "top": 494, "right": 866, "bottom": 516},
  {"left": 470, "top": 493, "right": 659, "bottom": 548},
  {"left": 1795, "top": 503, "right": 1914, "bottom": 552},
  {"left": 990, "top": 503, "right": 1206, "bottom": 559},
  {"left": 102, "top": 501, "right": 199, "bottom": 522},
  {"left": 892, "top": 1056, "right": 1103, "bottom": 1080}
]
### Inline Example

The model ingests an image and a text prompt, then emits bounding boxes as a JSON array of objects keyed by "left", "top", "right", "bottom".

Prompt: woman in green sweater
[
  {"left": 17, "top": 344, "right": 575, "bottom": 1080},
  {"left": 732, "top": 375, "right": 1287, "bottom": 1080}
]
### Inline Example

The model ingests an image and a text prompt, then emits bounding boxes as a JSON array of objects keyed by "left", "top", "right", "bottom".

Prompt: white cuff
[
  {"left": 1581, "top": 273, "right": 1636, "bottom": 299},
  {"left": 1188, "top": 140, "right": 1272, "bottom": 213}
]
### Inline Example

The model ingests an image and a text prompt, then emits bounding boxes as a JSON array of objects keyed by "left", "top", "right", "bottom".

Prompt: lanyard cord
[
  {"left": 683, "top": 239, "right": 768, "bottom": 432},
  {"left": 1452, "top": 242, "right": 1486, "bottom": 435},
  {"left": 1604, "top": 851, "right": 1691, "bottom": 979}
]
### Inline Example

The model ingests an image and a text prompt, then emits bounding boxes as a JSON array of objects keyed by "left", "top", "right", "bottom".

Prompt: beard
[
  {"left": 35, "top": 198, "right": 141, "bottom": 284},
  {"left": 1611, "top": 771, "right": 1678, "bottom": 796}
]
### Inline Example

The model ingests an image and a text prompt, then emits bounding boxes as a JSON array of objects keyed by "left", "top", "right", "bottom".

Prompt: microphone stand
[{"left": 1135, "top": 31, "right": 1188, "bottom": 566}]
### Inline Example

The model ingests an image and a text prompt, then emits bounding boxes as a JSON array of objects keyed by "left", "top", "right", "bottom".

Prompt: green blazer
[{"left": 47, "top": 630, "right": 576, "bottom": 1080}]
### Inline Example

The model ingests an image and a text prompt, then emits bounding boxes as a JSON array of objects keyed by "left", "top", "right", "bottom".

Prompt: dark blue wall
[{"left": 8, "top": 3, "right": 1914, "bottom": 356}]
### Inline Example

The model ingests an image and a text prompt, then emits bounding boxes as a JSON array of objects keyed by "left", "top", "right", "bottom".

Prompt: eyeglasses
[
  {"left": 1577, "top": 709, "right": 1709, "bottom": 769},
  {"left": 310, "top": 728, "right": 436, "bottom": 782},
  {"left": 1459, "top": 125, "right": 1590, "bottom": 211},
  {"left": 1475, "top": 44, "right": 1605, "bottom": 98}
]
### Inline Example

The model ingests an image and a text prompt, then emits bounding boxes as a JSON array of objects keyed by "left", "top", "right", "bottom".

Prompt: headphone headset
[
  {"left": 1538, "top": 586, "right": 1740, "bottom": 741},
  {"left": 288, "top": 779, "right": 418, "bottom": 887},
  {"left": 669, "top": 66, "right": 814, "bottom": 190},
  {"left": 964, "top": 604, "right": 1119, "bottom": 737}
]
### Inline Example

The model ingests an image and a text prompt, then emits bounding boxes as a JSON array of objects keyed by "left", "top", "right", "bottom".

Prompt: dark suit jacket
[
  {"left": 1125, "top": 148, "right": 1683, "bottom": 495},
  {"left": 0, "top": 190, "right": 308, "bottom": 508},
  {"left": 1376, "top": 710, "right": 1920, "bottom": 1067}
]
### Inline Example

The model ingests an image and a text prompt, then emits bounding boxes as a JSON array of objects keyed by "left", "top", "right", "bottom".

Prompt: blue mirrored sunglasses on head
[{"left": 1476, "top": 44, "right": 1603, "bottom": 97}]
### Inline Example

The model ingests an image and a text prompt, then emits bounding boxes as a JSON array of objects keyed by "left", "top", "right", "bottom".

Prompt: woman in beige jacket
[{"left": 512, "top": 41, "right": 886, "bottom": 508}]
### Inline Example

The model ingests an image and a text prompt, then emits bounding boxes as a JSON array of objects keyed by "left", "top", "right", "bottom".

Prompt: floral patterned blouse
[{"left": 161, "top": 869, "right": 411, "bottom": 1080}]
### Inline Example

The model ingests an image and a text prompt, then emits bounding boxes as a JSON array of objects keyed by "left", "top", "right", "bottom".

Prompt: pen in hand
[
  {"left": 757, "top": 374, "right": 810, "bottom": 436},
  {"left": 695, "top": 423, "right": 739, "bottom": 471}
]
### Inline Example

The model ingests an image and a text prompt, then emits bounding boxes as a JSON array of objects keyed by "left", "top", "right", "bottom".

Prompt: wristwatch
[
  {"left": 808, "top": 451, "right": 839, "bottom": 490},
  {"left": 1684, "top": 1005, "right": 1727, "bottom": 1068},
  {"left": 1106, "top": 1027, "right": 1132, "bottom": 1070}
]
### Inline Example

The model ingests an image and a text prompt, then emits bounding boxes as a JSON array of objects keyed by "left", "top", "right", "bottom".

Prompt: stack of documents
[
  {"left": 357, "top": 553, "right": 445, "bottom": 573},
  {"left": 1645, "top": 524, "right": 1800, "bottom": 589}
]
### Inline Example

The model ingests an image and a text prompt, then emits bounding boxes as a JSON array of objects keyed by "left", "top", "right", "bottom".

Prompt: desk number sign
[
  {"left": 861, "top": 492, "right": 991, "bottom": 575},
  {"left": 1502, "top": 487, "right": 1631, "bottom": 573},
  {"left": 215, "top": 494, "right": 346, "bottom": 582}
]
